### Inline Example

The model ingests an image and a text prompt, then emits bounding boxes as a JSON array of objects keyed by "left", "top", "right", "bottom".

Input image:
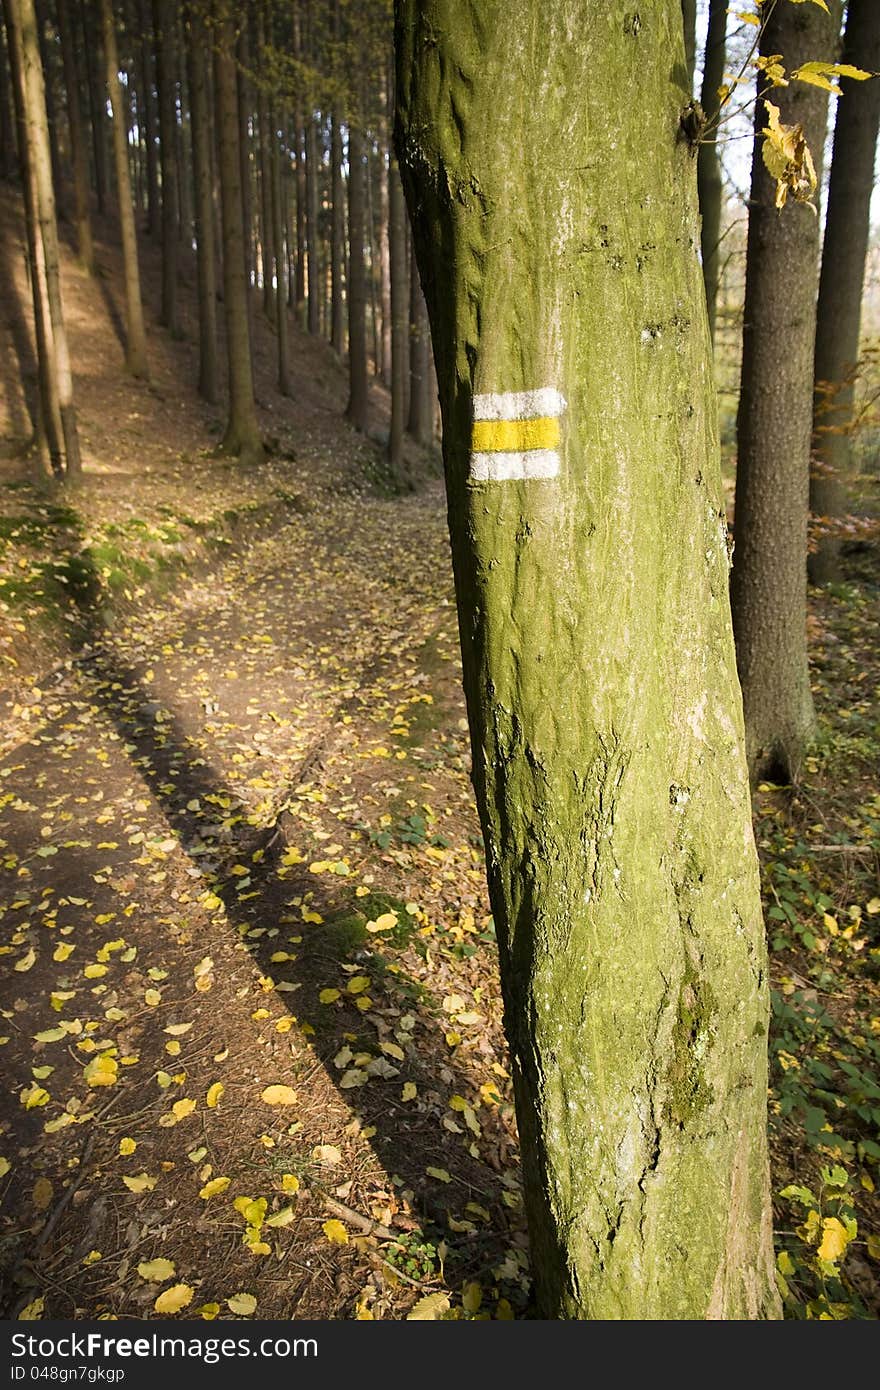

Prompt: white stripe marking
[
  {"left": 469, "top": 450, "right": 561, "bottom": 482},
  {"left": 472, "top": 388, "right": 567, "bottom": 422}
]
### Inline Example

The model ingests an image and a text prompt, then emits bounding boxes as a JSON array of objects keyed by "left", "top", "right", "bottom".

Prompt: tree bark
[
  {"left": 697, "top": 0, "right": 726, "bottom": 347},
  {"left": 0, "top": 15, "right": 16, "bottom": 180},
  {"left": 387, "top": 149, "right": 407, "bottom": 480},
  {"left": 80, "top": 0, "right": 107, "bottom": 215},
  {"left": 152, "top": 0, "right": 179, "bottom": 333},
  {"left": 35, "top": 0, "right": 62, "bottom": 218},
  {"left": 407, "top": 242, "right": 432, "bottom": 447},
  {"left": 56, "top": 0, "right": 93, "bottom": 270},
  {"left": 185, "top": 4, "right": 217, "bottom": 403},
  {"left": 256, "top": 3, "right": 273, "bottom": 321},
  {"left": 681, "top": 0, "right": 696, "bottom": 93},
  {"left": 214, "top": 7, "right": 263, "bottom": 466},
  {"left": 809, "top": 0, "right": 880, "bottom": 584},
  {"left": 9, "top": 0, "right": 80, "bottom": 475},
  {"left": 345, "top": 120, "right": 368, "bottom": 432},
  {"left": 330, "top": 110, "right": 345, "bottom": 354},
  {"left": 731, "top": 0, "right": 837, "bottom": 784},
  {"left": 376, "top": 125, "right": 391, "bottom": 384},
  {"left": 397, "top": 0, "right": 778, "bottom": 1319},
  {"left": 270, "top": 97, "right": 289, "bottom": 396},
  {"left": 101, "top": 0, "right": 148, "bottom": 379},
  {"left": 305, "top": 112, "right": 320, "bottom": 335}
]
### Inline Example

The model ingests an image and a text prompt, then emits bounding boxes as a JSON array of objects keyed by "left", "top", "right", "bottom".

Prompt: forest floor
[{"left": 0, "top": 195, "right": 879, "bottom": 1321}]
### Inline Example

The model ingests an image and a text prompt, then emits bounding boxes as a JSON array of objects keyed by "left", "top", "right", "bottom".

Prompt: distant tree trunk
[
  {"left": 56, "top": 0, "right": 93, "bottom": 270},
  {"left": 235, "top": 23, "right": 252, "bottom": 297},
  {"left": 397, "top": 0, "right": 778, "bottom": 1320},
  {"left": 214, "top": 9, "right": 263, "bottom": 466},
  {"left": 283, "top": 117, "right": 295, "bottom": 307},
  {"left": 269, "top": 98, "right": 289, "bottom": 396},
  {"left": 330, "top": 110, "right": 345, "bottom": 353},
  {"left": 387, "top": 151, "right": 407, "bottom": 479},
  {"left": 407, "top": 244, "right": 432, "bottom": 446},
  {"left": 345, "top": 121, "right": 367, "bottom": 431},
  {"left": 175, "top": 15, "right": 192, "bottom": 247},
  {"left": 731, "top": 0, "right": 837, "bottom": 784},
  {"left": 255, "top": 4, "right": 273, "bottom": 321},
  {"left": 185, "top": 5, "right": 217, "bottom": 402},
  {"left": 810, "top": 0, "right": 880, "bottom": 585},
  {"left": 9, "top": 0, "right": 80, "bottom": 475},
  {"left": 35, "top": 0, "right": 62, "bottom": 216},
  {"left": 376, "top": 133, "right": 391, "bottom": 384},
  {"left": 80, "top": 0, "right": 107, "bottom": 215},
  {"left": 153, "top": 0, "right": 178, "bottom": 332},
  {"left": 101, "top": 0, "right": 148, "bottom": 378},
  {"left": 681, "top": 0, "right": 696, "bottom": 91},
  {"left": 697, "top": 0, "right": 727, "bottom": 347},
  {"left": 293, "top": 113, "right": 305, "bottom": 311},
  {"left": 0, "top": 19, "right": 16, "bottom": 179},
  {"left": 305, "top": 112, "right": 320, "bottom": 335},
  {"left": 137, "top": 0, "right": 158, "bottom": 235}
]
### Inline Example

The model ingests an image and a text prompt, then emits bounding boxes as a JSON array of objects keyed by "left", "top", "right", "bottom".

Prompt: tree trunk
[
  {"left": 256, "top": 4, "right": 273, "bottom": 322},
  {"left": 185, "top": 4, "right": 217, "bottom": 403},
  {"left": 809, "top": 0, "right": 880, "bottom": 585},
  {"left": 731, "top": 0, "right": 837, "bottom": 785},
  {"left": 330, "top": 110, "right": 345, "bottom": 354},
  {"left": 397, "top": 0, "right": 778, "bottom": 1320},
  {"left": 697, "top": 0, "right": 726, "bottom": 347},
  {"left": 137, "top": 0, "right": 158, "bottom": 236},
  {"left": 270, "top": 98, "right": 289, "bottom": 396},
  {"left": 387, "top": 150, "right": 407, "bottom": 479},
  {"left": 407, "top": 243, "right": 432, "bottom": 447},
  {"left": 0, "top": 16, "right": 16, "bottom": 180},
  {"left": 153, "top": 0, "right": 178, "bottom": 333},
  {"left": 80, "top": 0, "right": 107, "bottom": 215},
  {"left": 305, "top": 112, "right": 320, "bottom": 335},
  {"left": 235, "top": 23, "right": 252, "bottom": 300},
  {"left": 10, "top": 0, "right": 80, "bottom": 475},
  {"left": 213, "top": 8, "right": 263, "bottom": 466},
  {"left": 345, "top": 120, "right": 368, "bottom": 432},
  {"left": 681, "top": 0, "right": 696, "bottom": 93},
  {"left": 293, "top": 112, "right": 305, "bottom": 311},
  {"left": 3, "top": 0, "right": 59, "bottom": 472},
  {"left": 376, "top": 129, "right": 391, "bottom": 384},
  {"left": 35, "top": 0, "right": 62, "bottom": 218},
  {"left": 101, "top": 0, "right": 148, "bottom": 379},
  {"left": 56, "top": 0, "right": 93, "bottom": 270},
  {"left": 175, "top": 12, "right": 191, "bottom": 248}
]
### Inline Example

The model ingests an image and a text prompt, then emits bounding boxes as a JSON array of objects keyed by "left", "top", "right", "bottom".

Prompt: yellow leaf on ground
[
  {"left": 119, "top": 1138, "right": 136, "bottom": 1156},
  {"left": 402, "top": 1082, "right": 417, "bottom": 1102},
  {"left": 137, "top": 1258, "right": 176, "bottom": 1283},
  {"left": 407, "top": 1292, "right": 450, "bottom": 1320},
  {"left": 32, "top": 1177, "right": 53, "bottom": 1210},
  {"left": 227, "top": 1293, "right": 257, "bottom": 1316},
  {"left": 171, "top": 1099, "right": 196, "bottom": 1121},
  {"left": 15, "top": 947, "right": 36, "bottom": 972},
  {"left": 123, "top": 1173, "right": 157, "bottom": 1193},
  {"left": 18, "top": 1298, "right": 45, "bottom": 1321},
  {"left": 280, "top": 1174, "right": 300, "bottom": 1194},
  {"left": 322, "top": 1219, "right": 348, "bottom": 1245},
  {"left": 154, "top": 1284, "right": 193, "bottom": 1314},
  {"left": 206, "top": 1082, "right": 224, "bottom": 1108},
  {"left": 426, "top": 1166, "right": 452, "bottom": 1183},
  {"left": 84, "top": 1055, "right": 118, "bottom": 1088},
  {"left": 261, "top": 1085, "right": 298, "bottom": 1106},
  {"left": 199, "top": 1176, "right": 231, "bottom": 1199}
]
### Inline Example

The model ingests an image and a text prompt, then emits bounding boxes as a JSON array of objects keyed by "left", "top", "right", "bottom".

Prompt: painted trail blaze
[{"left": 470, "top": 388, "right": 567, "bottom": 482}]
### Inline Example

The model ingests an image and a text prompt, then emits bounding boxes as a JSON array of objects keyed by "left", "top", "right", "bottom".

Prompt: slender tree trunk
[
  {"left": 387, "top": 150, "right": 407, "bottom": 479},
  {"left": 10, "top": 0, "right": 80, "bottom": 475},
  {"left": 3, "top": 0, "right": 59, "bottom": 471},
  {"left": 175, "top": 14, "right": 192, "bottom": 248},
  {"left": 0, "top": 17, "right": 16, "bottom": 179},
  {"left": 697, "top": 0, "right": 727, "bottom": 347},
  {"left": 186, "top": 5, "right": 217, "bottom": 403},
  {"left": 681, "top": 0, "right": 696, "bottom": 92},
  {"left": 101, "top": 0, "right": 148, "bottom": 378},
  {"left": 330, "top": 110, "right": 345, "bottom": 354},
  {"left": 345, "top": 120, "right": 368, "bottom": 431},
  {"left": 153, "top": 0, "right": 178, "bottom": 332},
  {"left": 56, "top": 0, "right": 93, "bottom": 270},
  {"left": 270, "top": 98, "right": 289, "bottom": 396},
  {"left": 407, "top": 243, "right": 432, "bottom": 446},
  {"left": 293, "top": 112, "right": 305, "bottom": 311},
  {"left": 137, "top": 0, "right": 158, "bottom": 236},
  {"left": 397, "top": 0, "right": 778, "bottom": 1321},
  {"left": 214, "top": 8, "right": 263, "bottom": 466},
  {"left": 80, "top": 0, "right": 107, "bottom": 215},
  {"left": 235, "top": 23, "right": 252, "bottom": 296},
  {"left": 366, "top": 139, "right": 380, "bottom": 373},
  {"left": 305, "top": 112, "right": 320, "bottom": 335},
  {"left": 731, "top": 0, "right": 837, "bottom": 783},
  {"left": 809, "top": 0, "right": 880, "bottom": 585},
  {"left": 377, "top": 130, "right": 391, "bottom": 384},
  {"left": 35, "top": 0, "right": 62, "bottom": 217},
  {"left": 255, "top": 4, "right": 273, "bottom": 321}
]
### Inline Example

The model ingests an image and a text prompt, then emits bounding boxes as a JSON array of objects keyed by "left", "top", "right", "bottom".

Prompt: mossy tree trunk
[
  {"left": 809, "top": 0, "right": 880, "bottom": 585},
  {"left": 396, "top": 0, "right": 778, "bottom": 1320},
  {"left": 101, "top": 0, "right": 148, "bottom": 380},
  {"left": 681, "top": 0, "right": 696, "bottom": 92},
  {"left": 407, "top": 243, "right": 432, "bottom": 447},
  {"left": 185, "top": 3, "right": 217, "bottom": 404},
  {"left": 213, "top": 5, "right": 263, "bottom": 467},
  {"left": 731, "top": 0, "right": 837, "bottom": 785},
  {"left": 697, "top": 0, "right": 726, "bottom": 348}
]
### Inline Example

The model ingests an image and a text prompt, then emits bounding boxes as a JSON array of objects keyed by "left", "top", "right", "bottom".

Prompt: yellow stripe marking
[{"left": 471, "top": 416, "right": 560, "bottom": 453}]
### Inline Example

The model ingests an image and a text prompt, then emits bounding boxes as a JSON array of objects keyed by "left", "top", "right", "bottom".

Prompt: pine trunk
[
  {"left": 214, "top": 9, "right": 263, "bottom": 466},
  {"left": 809, "top": 0, "right": 880, "bottom": 584},
  {"left": 185, "top": 5, "right": 217, "bottom": 403},
  {"left": 377, "top": 131, "right": 391, "bottom": 384},
  {"left": 345, "top": 120, "right": 368, "bottom": 432},
  {"left": 153, "top": 0, "right": 178, "bottom": 333},
  {"left": 731, "top": 0, "right": 837, "bottom": 784},
  {"left": 56, "top": 0, "right": 93, "bottom": 270},
  {"left": 697, "top": 0, "right": 726, "bottom": 347},
  {"left": 397, "top": 0, "right": 778, "bottom": 1319},
  {"left": 101, "top": 0, "right": 148, "bottom": 379},
  {"left": 12, "top": 0, "right": 80, "bottom": 475}
]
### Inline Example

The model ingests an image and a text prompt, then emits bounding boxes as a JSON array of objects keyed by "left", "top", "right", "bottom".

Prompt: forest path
[{"left": 0, "top": 475, "right": 526, "bottom": 1321}]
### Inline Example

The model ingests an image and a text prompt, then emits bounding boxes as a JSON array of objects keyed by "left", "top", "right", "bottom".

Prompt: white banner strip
[
  {"left": 470, "top": 449, "right": 561, "bottom": 482},
  {"left": 473, "top": 388, "right": 567, "bottom": 422}
]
